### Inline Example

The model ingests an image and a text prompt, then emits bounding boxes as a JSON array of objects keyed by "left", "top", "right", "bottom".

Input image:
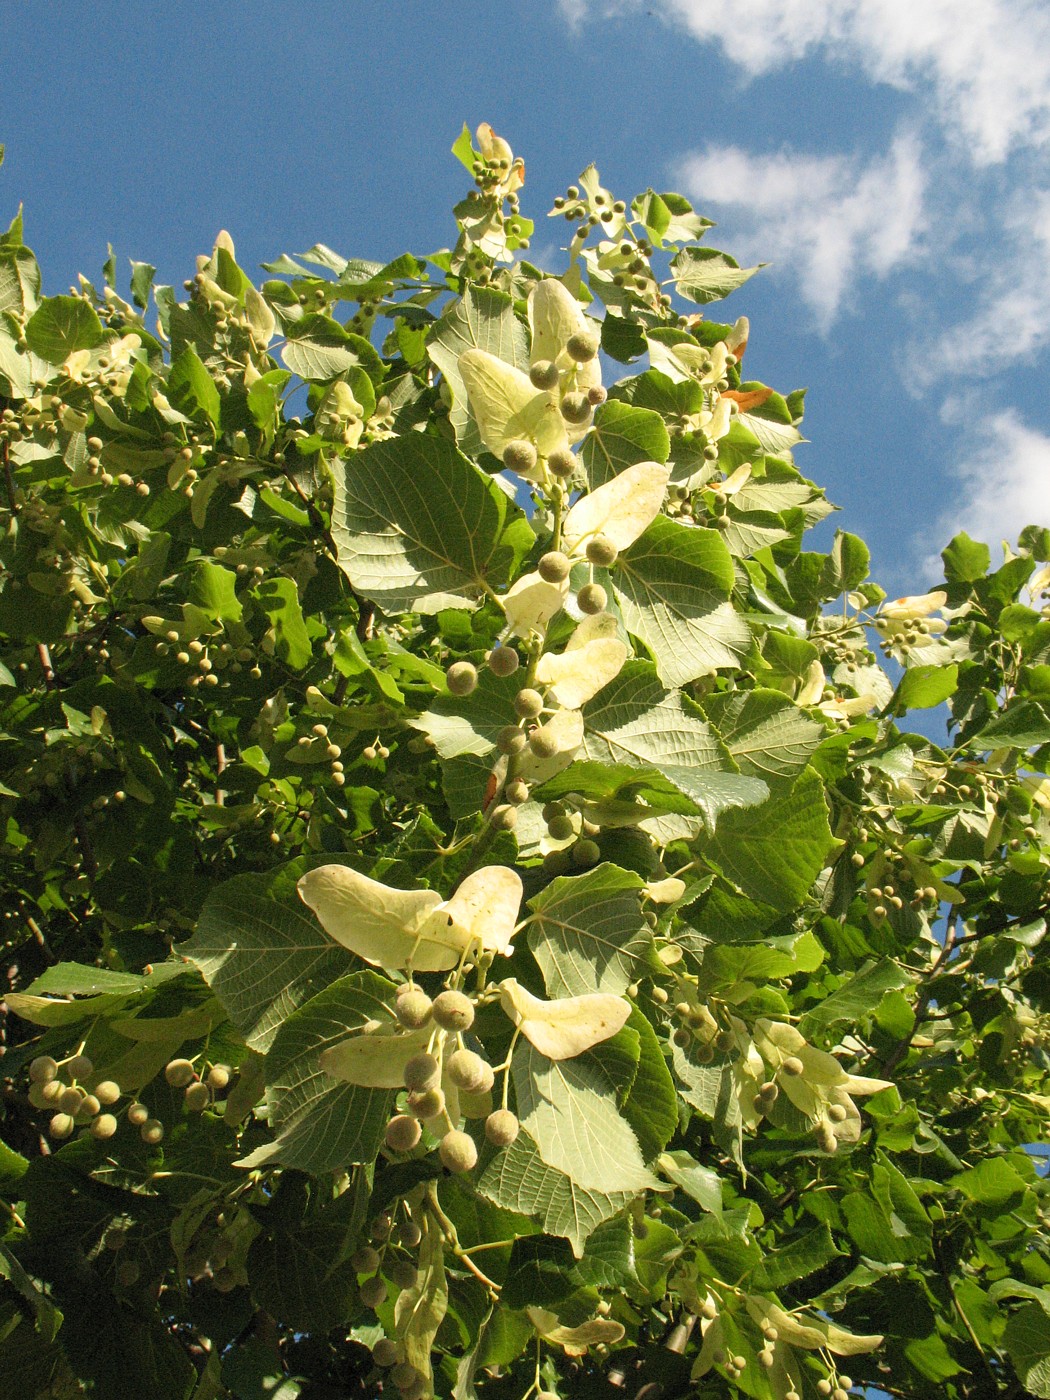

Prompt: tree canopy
[{"left": 0, "top": 126, "right": 1048, "bottom": 1400}]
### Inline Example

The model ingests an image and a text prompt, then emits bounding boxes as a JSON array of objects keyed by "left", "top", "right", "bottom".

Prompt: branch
[{"left": 2, "top": 437, "right": 17, "bottom": 515}]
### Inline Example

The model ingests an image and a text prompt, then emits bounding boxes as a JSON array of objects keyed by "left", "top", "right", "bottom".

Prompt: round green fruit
[
  {"left": 432, "top": 990, "right": 475, "bottom": 1032},
  {"left": 439, "top": 1129, "right": 478, "bottom": 1173}
]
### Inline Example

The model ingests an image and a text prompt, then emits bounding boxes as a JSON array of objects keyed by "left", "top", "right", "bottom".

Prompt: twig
[{"left": 2, "top": 437, "right": 17, "bottom": 515}]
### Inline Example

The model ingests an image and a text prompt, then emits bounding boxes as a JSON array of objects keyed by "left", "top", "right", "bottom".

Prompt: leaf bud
[
  {"left": 529, "top": 360, "right": 560, "bottom": 391},
  {"left": 164, "top": 1058, "right": 196, "bottom": 1088},
  {"left": 816, "top": 1122, "right": 838, "bottom": 1154},
  {"left": 484, "top": 1109, "right": 520, "bottom": 1146},
  {"left": 827, "top": 1103, "right": 847, "bottom": 1123},
  {"left": 386, "top": 1258, "right": 418, "bottom": 1291},
  {"left": 587, "top": 385, "right": 608, "bottom": 406},
  {"left": 127, "top": 1102, "right": 149, "bottom": 1126},
  {"left": 140, "top": 1119, "right": 165, "bottom": 1145},
  {"left": 577, "top": 583, "right": 608, "bottom": 615},
  {"left": 391, "top": 1362, "right": 424, "bottom": 1392},
  {"left": 49, "top": 1112, "right": 75, "bottom": 1140},
  {"left": 91, "top": 1112, "right": 119, "bottom": 1139},
  {"left": 572, "top": 838, "right": 601, "bottom": 867},
  {"left": 502, "top": 438, "right": 538, "bottom": 475},
  {"left": 566, "top": 330, "right": 600, "bottom": 363},
  {"left": 184, "top": 1081, "right": 211, "bottom": 1112},
  {"left": 351, "top": 1244, "right": 382, "bottom": 1273},
  {"left": 206, "top": 1065, "right": 231, "bottom": 1091},
  {"left": 528, "top": 726, "right": 560, "bottom": 759},
  {"left": 487, "top": 645, "right": 520, "bottom": 676},
  {"left": 547, "top": 813, "right": 575, "bottom": 841},
  {"left": 58, "top": 1086, "right": 84, "bottom": 1115},
  {"left": 406, "top": 1088, "right": 445, "bottom": 1119},
  {"left": 396, "top": 1220, "right": 423, "bottom": 1248},
  {"left": 385, "top": 1114, "right": 423, "bottom": 1152},
  {"left": 94, "top": 1079, "right": 121, "bottom": 1105},
  {"left": 491, "top": 803, "right": 518, "bottom": 831},
  {"left": 372, "top": 1338, "right": 401, "bottom": 1368},
  {"left": 29, "top": 1055, "right": 58, "bottom": 1084},
  {"left": 497, "top": 724, "right": 527, "bottom": 755},
  {"left": 446, "top": 661, "right": 478, "bottom": 696},
  {"left": 547, "top": 447, "right": 576, "bottom": 478},
  {"left": 396, "top": 990, "right": 433, "bottom": 1029},
  {"left": 447, "top": 1049, "right": 489, "bottom": 1091},
  {"left": 781, "top": 1055, "right": 804, "bottom": 1076},
  {"left": 439, "top": 1129, "right": 478, "bottom": 1173},
  {"left": 817, "top": 1382, "right": 833, "bottom": 1396},
  {"left": 432, "top": 990, "right": 475, "bottom": 1032},
  {"left": 403, "top": 1052, "right": 441, "bottom": 1092},
  {"left": 505, "top": 778, "right": 530, "bottom": 805},
  {"left": 514, "top": 688, "right": 544, "bottom": 718},
  {"left": 838, "top": 1378, "right": 853, "bottom": 1392},
  {"left": 79, "top": 1094, "right": 101, "bottom": 1118},
  {"left": 67, "top": 1053, "right": 94, "bottom": 1079},
  {"left": 538, "top": 550, "right": 572, "bottom": 583},
  {"left": 559, "top": 391, "right": 592, "bottom": 425},
  {"left": 360, "top": 1275, "right": 388, "bottom": 1310},
  {"left": 585, "top": 534, "right": 618, "bottom": 567}
]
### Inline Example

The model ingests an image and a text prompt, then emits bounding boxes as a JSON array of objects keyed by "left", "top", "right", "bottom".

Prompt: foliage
[{"left": 0, "top": 125, "right": 1048, "bottom": 1400}]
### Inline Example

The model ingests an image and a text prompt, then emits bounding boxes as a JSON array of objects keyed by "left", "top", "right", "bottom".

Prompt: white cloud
[
  {"left": 675, "top": 134, "right": 925, "bottom": 331},
  {"left": 916, "top": 188, "right": 1050, "bottom": 381},
  {"left": 566, "top": 0, "right": 1050, "bottom": 164},
  {"left": 925, "top": 409, "right": 1050, "bottom": 568}
]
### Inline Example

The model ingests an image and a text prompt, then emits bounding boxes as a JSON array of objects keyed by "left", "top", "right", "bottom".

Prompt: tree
[{"left": 0, "top": 123, "right": 1048, "bottom": 1400}]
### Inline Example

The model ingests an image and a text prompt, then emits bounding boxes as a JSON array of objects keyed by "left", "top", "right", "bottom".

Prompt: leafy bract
[
  {"left": 499, "top": 979, "right": 632, "bottom": 1060},
  {"left": 298, "top": 864, "right": 522, "bottom": 971}
]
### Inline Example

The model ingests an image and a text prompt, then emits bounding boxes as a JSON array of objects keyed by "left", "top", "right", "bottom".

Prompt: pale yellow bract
[
  {"left": 298, "top": 864, "right": 522, "bottom": 972},
  {"left": 535, "top": 611, "right": 629, "bottom": 709},
  {"left": 498, "top": 978, "right": 631, "bottom": 1060},
  {"left": 319, "top": 1025, "right": 429, "bottom": 1088},
  {"left": 561, "top": 461, "right": 670, "bottom": 556}
]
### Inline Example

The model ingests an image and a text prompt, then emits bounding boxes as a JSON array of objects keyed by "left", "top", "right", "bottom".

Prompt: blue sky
[{"left": 1, "top": 0, "right": 1047, "bottom": 592}]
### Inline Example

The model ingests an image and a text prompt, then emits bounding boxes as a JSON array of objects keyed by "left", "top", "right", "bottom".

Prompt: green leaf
[
  {"left": 526, "top": 863, "right": 652, "bottom": 998},
  {"left": 949, "top": 1156, "right": 1029, "bottom": 1208},
  {"left": 0, "top": 1140, "right": 28, "bottom": 1192},
  {"left": 800, "top": 960, "right": 912, "bottom": 1037},
  {"left": 24, "top": 295, "right": 103, "bottom": 361},
  {"left": 282, "top": 315, "right": 379, "bottom": 381},
  {"left": 582, "top": 401, "right": 670, "bottom": 488},
  {"left": 0, "top": 1243, "right": 60, "bottom": 1340},
  {"left": 942, "top": 531, "right": 991, "bottom": 583},
  {"left": 976, "top": 700, "right": 1050, "bottom": 748},
  {"left": 842, "top": 1155, "right": 931, "bottom": 1263},
  {"left": 670, "top": 246, "right": 763, "bottom": 304},
  {"left": 427, "top": 285, "right": 529, "bottom": 458},
  {"left": 703, "top": 688, "right": 824, "bottom": 786},
  {"left": 893, "top": 663, "right": 958, "bottom": 713},
  {"left": 246, "top": 1208, "right": 359, "bottom": 1330},
  {"left": 189, "top": 561, "right": 243, "bottom": 623},
  {"left": 253, "top": 576, "right": 312, "bottom": 669},
  {"left": 620, "top": 1006, "right": 678, "bottom": 1160},
  {"left": 238, "top": 971, "right": 398, "bottom": 1173},
  {"left": 183, "top": 867, "right": 350, "bottom": 1052},
  {"left": 582, "top": 661, "right": 728, "bottom": 772},
  {"left": 129, "top": 259, "right": 156, "bottom": 309},
  {"left": 708, "top": 768, "right": 836, "bottom": 911},
  {"left": 825, "top": 529, "right": 870, "bottom": 593},
  {"left": 615, "top": 517, "right": 751, "bottom": 684},
  {"left": 751, "top": 1224, "right": 843, "bottom": 1290},
  {"left": 512, "top": 1041, "right": 659, "bottom": 1194},
  {"left": 331, "top": 434, "right": 532, "bottom": 613},
  {"left": 1003, "top": 1303, "right": 1050, "bottom": 1397},
  {"left": 477, "top": 1130, "right": 636, "bottom": 1257},
  {"left": 168, "top": 345, "right": 222, "bottom": 428},
  {"left": 657, "top": 1151, "right": 722, "bottom": 1214}
]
